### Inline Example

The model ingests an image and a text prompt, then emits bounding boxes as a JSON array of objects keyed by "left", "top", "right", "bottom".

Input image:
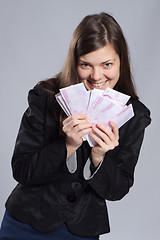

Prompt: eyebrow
[
  {"left": 101, "top": 59, "right": 116, "bottom": 64},
  {"left": 79, "top": 59, "right": 116, "bottom": 64}
]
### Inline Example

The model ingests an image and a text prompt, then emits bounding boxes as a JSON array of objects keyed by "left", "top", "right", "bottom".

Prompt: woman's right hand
[{"left": 62, "top": 114, "right": 93, "bottom": 158}]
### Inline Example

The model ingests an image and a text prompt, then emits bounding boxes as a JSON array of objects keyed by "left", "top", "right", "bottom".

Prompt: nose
[{"left": 91, "top": 67, "right": 103, "bottom": 81}]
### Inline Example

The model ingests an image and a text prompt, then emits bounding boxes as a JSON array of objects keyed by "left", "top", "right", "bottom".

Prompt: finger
[
  {"left": 90, "top": 130, "right": 115, "bottom": 151},
  {"left": 74, "top": 122, "right": 94, "bottom": 132},
  {"left": 63, "top": 114, "right": 88, "bottom": 126},
  {"left": 63, "top": 118, "right": 88, "bottom": 129},
  {"left": 96, "top": 123, "right": 115, "bottom": 141},
  {"left": 78, "top": 127, "right": 93, "bottom": 138},
  {"left": 63, "top": 121, "right": 93, "bottom": 136},
  {"left": 91, "top": 126, "right": 111, "bottom": 145},
  {"left": 109, "top": 121, "right": 119, "bottom": 140},
  {"left": 89, "top": 130, "right": 106, "bottom": 148},
  {"left": 63, "top": 119, "right": 89, "bottom": 129},
  {"left": 63, "top": 125, "right": 92, "bottom": 142}
]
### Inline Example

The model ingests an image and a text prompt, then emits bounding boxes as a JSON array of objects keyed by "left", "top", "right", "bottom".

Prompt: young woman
[{"left": 0, "top": 12, "right": 151, "bottom": 240}]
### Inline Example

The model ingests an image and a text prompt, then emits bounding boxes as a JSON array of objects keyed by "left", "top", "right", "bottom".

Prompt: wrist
[
  {"left": 91, "top": 152, "right": 104, "bottom": 167},
  {"left": 66, "top": 142, "right": 79, "bottom": 159}
]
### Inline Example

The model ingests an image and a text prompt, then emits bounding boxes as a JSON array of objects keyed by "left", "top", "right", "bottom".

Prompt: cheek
[
  {"left": 106, "top": 67, "right": 120, "bottom": 80},
  {"left": 77, "top": 68, "right": 89, "bottom": 79}
]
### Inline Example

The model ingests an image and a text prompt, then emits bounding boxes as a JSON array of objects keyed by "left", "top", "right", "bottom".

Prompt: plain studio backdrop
[{"left": 0, "top": 0, "right": 159, "bottom": 239}]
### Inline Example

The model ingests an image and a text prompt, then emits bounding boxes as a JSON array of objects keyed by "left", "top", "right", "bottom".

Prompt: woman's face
[{"left": 77, "top": 44, "right": 120, "bottom": 91}]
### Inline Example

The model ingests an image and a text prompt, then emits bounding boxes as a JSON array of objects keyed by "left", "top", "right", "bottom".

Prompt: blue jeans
[{"left": 0, "top": 211, "right": 99, "bottom": 240}]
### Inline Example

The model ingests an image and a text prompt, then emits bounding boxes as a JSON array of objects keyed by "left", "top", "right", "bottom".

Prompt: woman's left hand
[{"left": 90, "top": 121, "right": 119, "bottom": 167}]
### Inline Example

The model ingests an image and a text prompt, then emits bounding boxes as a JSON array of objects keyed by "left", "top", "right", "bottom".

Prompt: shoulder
[
  {"left": 28, "top": 79, "right": 59, "bottom": 102},
  {"left": 128, "top": 98, "right": 151, "bottom": 129},
  {"left": 130, "top": 98, "right": 150, "bottom": 115},
  {"left": 26, "top": 79, "right": 59, "bottom": 114},
  {"left": 32, "top": 78, "right": 59, "bottom": 95}
]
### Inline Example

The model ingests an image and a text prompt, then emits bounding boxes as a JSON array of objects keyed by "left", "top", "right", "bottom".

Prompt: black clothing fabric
[
  {"left": 0, "top": 211, "right": 99, "bottom": 239},
  {"left": 5, "top": 82, "right": 151, "bottom": 237}
]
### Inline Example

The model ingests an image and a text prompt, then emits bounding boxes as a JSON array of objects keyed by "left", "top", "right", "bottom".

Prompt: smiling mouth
[{"left": 89, "top": 80, "right": 108, "bottom": 87}]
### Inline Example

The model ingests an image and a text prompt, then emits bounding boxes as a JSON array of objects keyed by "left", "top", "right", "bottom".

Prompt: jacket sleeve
[
  {"left": 85, "top": 102, "right": 151, "bottom": 201},
  {"left": 11, "top": 84, "right": 68, "bottom": 186}
]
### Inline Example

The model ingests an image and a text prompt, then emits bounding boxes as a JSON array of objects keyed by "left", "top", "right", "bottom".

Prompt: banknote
[
  {"left": 103, "top": 87, "right": 130, "bottom": 106},
  {"left": 85, "top": 94, "right": 134, "bottom": 146},
  {"left": 55, "top": 92, "right": 71, "bottom": 116},
  {"left": 59, "top": 83, "right": 90, "bottom": 114},
  {"left": 55, "top": 83, "right": 134, "bottom": 147}
]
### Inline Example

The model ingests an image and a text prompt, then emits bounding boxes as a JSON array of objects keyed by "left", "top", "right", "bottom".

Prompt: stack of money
[{"left": 55, "top": 83, "right": 134, "bottom": 147}]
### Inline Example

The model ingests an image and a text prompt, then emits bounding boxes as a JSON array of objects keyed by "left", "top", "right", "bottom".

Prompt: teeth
[{"left": 91, "top": 81, "right": 106, "bottom": 87}]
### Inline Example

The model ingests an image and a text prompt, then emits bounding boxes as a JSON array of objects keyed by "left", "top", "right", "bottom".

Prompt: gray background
[{"left": 0, "top": 0, "right": 159, "bottom": 239}]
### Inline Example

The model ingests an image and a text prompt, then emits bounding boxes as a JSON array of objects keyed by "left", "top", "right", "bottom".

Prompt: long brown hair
[
  {"left": 41, "top": 12, "right": 138, "bottom": 128},
  {"left": 59, "top": 12, "right": 138, "bottom": 99}
]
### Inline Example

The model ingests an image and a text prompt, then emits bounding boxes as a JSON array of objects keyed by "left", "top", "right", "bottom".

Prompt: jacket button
[{"left": 71, "top": 182, "right": 82, "bottom": 191}]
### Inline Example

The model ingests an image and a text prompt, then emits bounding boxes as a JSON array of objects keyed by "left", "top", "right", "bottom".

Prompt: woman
[{"left": 0, "top": 12, "right": 151, "bottom": 239}]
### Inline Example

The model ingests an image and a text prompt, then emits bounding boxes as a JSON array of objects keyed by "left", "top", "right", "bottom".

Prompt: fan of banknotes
[{"left": 55, "top": 83, "right": 134, "bottom": 147}]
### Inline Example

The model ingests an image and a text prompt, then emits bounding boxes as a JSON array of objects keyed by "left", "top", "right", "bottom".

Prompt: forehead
[{"left": 78, "top": 44, "right": 119, "bottom": 63}]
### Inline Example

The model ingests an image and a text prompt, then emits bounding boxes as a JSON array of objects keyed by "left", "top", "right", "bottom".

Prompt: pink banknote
[
  {"left": 55, "top": 93, "right": 71, "bottom": 116},
  {"left": 55, "top": 83, "right": 134, "bottom": 147},
  {"left": 103, "top": 87, "right": 130, "bottom": 106},
  {"left": 59, "top": 83, "right": 90, "bottom": 114}
]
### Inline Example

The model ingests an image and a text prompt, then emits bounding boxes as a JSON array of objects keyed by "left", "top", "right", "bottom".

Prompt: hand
[
  {"left": 90, "top": 121, "right": 119, "bottom": 166},
  {"left": 62, "top": 114, "right": 93, "bottom": 158}
]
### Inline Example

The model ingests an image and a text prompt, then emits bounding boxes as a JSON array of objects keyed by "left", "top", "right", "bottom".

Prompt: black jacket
[{"left": 5, "top": 82, "right": 151, "bottom": 237}]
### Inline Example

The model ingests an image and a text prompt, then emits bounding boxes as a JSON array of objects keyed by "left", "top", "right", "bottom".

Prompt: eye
[
  {"left": 80, "top": 63, "right": 90, "bottom": 69},
  {"left": 104, "top": 62, "right": 112, "bottom": 68}
]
